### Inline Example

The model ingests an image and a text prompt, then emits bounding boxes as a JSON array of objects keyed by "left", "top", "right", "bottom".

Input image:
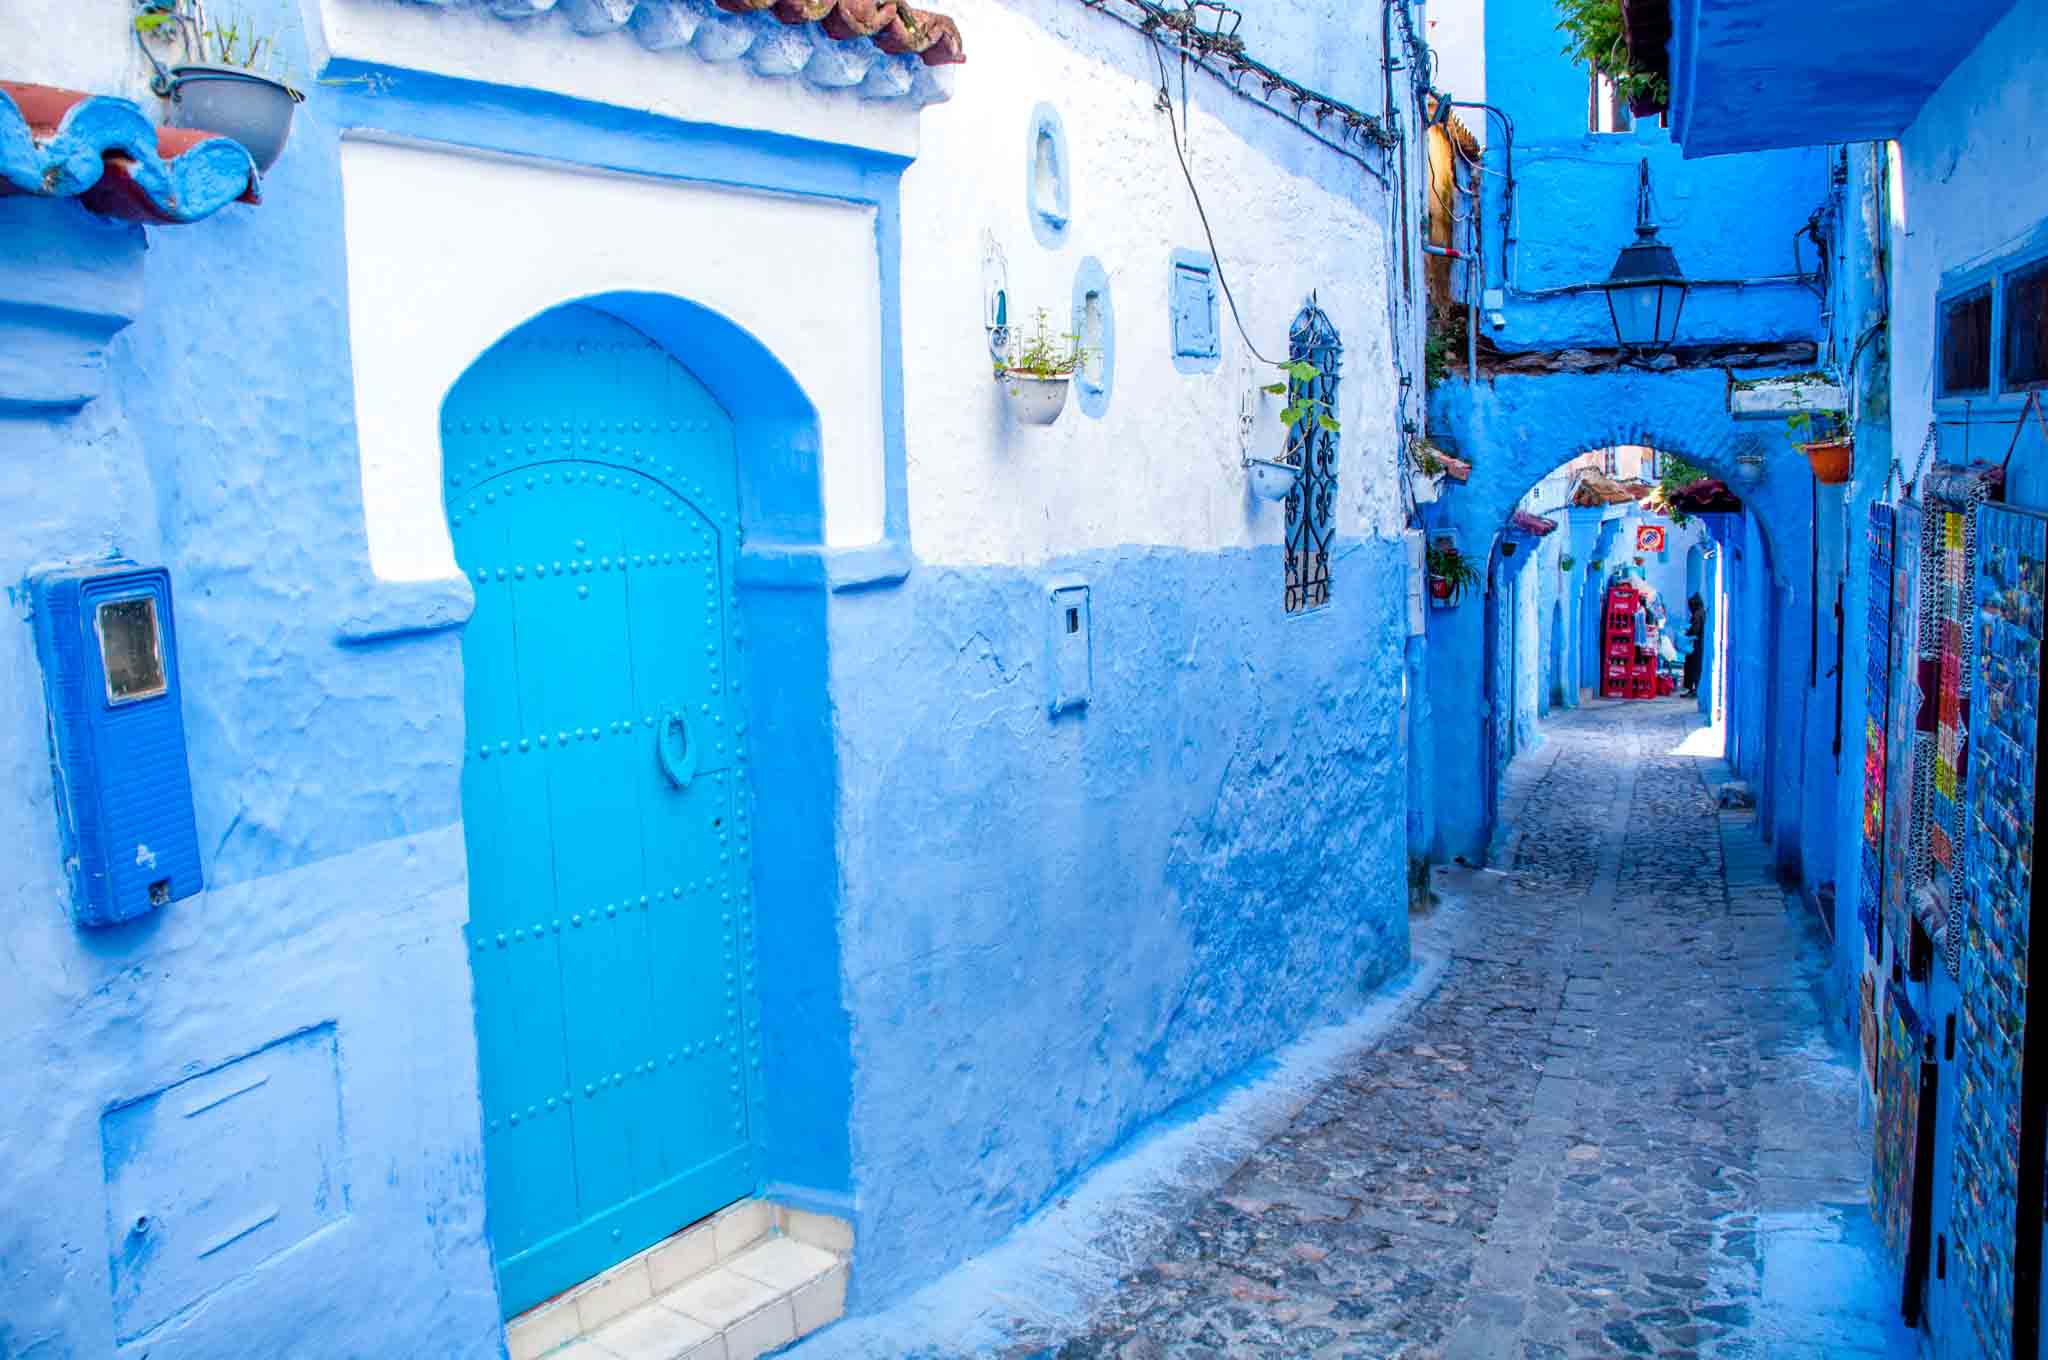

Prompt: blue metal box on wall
[{"left": 29, "top": 562, "right": 203, "bottom": 927}]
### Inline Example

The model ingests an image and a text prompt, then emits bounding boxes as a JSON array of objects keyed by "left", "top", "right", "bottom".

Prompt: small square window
[
  {"left": 1938, "top": 286, "right": 1993, "bottom": 397},
  {"left": 2003, "top": 256, "right": 2048, "bottom": 391},
  {"left": 96, "top": 596, "right": 166, "bottom": 704},
  {"left": 1172, "top": 261, "right": 1219, "bottom": 361}
]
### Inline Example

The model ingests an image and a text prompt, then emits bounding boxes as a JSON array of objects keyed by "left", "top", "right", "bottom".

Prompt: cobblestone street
[{"left": 1055, "top": 700, "right": 1915, "bottom": 1360}]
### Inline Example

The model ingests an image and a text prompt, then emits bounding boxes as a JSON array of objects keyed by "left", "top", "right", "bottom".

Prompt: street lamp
[{"left": 1602, "top": 159, "right": 1689, "bottom": 354}]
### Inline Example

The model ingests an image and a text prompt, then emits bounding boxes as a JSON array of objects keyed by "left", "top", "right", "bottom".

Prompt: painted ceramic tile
[
  {"left": 1872, "top": 981, "right": 1926, "bottom": 1273},
  {"left": 1885, "top": 502, "right": 1927, "bottom": 958},
  {"left": 1951, "top": 504, "right": 2045, "bottom": 1360},
  {"left": 1861, "top": 504, "right": 1895, "bottom": 960}
]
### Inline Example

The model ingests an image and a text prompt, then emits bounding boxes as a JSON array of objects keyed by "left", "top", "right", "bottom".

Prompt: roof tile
[{"left": 0, "top": 82, "right": 258, "bottom": 225}]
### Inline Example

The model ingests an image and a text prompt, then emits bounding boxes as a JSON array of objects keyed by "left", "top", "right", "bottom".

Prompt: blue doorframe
[{"left": 447, "top": 304, "right": 765, "bottom": 1315}]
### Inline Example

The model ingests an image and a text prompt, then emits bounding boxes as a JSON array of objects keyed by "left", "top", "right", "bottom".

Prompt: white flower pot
[
  {"left": 1000, "top": 372, "right": 1071, "bottom": 426},
  {"left": 1246, "top": 458, "right": 1299, "bottom": 502}
]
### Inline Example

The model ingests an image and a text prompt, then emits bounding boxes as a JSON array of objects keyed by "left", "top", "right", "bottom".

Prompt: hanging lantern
[{"left": 1602, "top": 159, "right": 1689, "bottom": 354}]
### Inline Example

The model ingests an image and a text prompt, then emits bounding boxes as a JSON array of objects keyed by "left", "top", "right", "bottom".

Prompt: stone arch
[
  {"left": 1428, "top": 368, "right": 1810, "bottom": 577},
  {"left": 1424, "top": 367, "right": 1820, "bottom": 861}
]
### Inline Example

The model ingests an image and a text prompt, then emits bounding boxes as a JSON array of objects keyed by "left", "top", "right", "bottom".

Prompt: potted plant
[
  {"left": 1560, "top": 555, "right": 1577, "bottom": 572},
  {"left": 1244, "top": 358, "right": 1338, "bottom": 501},
  {"left": 994, "top": 309, "right": 1083, "bottom": 426},
  {"left": 137, "top": 3, "right": 305, "bottom": 173},
  {"left": 1788, "top": 409, "right": 1852, "bottom": 484},
  {"left": 1427, "top": 541, "right": 1480, "bottom": 607}
]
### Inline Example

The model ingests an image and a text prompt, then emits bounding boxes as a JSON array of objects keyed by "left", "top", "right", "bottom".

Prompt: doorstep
[{"left": 506, "top": 1199, "right": 853, "bottom": 1360}]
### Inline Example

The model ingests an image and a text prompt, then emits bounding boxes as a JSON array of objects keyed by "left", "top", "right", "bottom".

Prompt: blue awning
[{"left": 1668, "top": 0, "right": 2018, "bottom": 157}]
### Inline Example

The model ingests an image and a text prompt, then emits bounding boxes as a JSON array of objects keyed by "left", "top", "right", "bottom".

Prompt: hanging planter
[
  {"left": 1427, "top": 541, "right": 1479, "bottom": 608},
  {"left": 1245, "top": 457, "right": 1299, "bottom": 502},
  {"left": 165, "top": 66, "right": 301, "bottom": 173},
  {"left": 998, "top": 371, "right": 1071, "bottom": 426},
  {"left": 136, "top": 5, "right": 305, "bottom": 174},
  {"left": 1560, "top": 555, "right": 1577, "bottom": 572},
  {"left": 1788, "top": 410, "right": 1852, "bottom": 485},
  {"left": 994, "top": 307, "right": 1084, "bottom": 428},
  {"left": 1800, "top": 438, "right": 1854, "bottom": 484}
]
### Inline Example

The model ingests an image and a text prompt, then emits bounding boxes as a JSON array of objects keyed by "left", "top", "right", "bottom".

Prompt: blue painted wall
[
  {"left": 1, "top": 1, "right": 1426, "bottom": 1348},
  {"left": 826, "top": 538, "right": 1412, "bottom": 1302},
  {"left": 0, "top": 47, "right": 507, "bottom": 1358}
]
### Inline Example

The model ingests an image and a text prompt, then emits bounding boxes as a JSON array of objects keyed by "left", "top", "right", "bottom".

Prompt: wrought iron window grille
[{"left": 1284, "top": 297, "right": 1340, "bottom": 614}]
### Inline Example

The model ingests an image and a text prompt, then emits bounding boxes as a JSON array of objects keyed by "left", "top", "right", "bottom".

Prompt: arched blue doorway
[{"left": 444, "top": 304, "right": 762, "bottom": 1314}]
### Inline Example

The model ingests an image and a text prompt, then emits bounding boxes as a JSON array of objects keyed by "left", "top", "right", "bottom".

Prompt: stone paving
[{"left": 1052, "top": 699, "right": 1917, "bottom": 1360}]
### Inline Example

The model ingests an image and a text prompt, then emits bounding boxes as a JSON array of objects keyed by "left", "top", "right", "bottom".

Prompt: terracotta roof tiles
[
  {"left": 424, "top": 0, "right": 962, "bottom": 104},
  {"left": 0, "top": 82, "right": 258, "bottom": 225}
]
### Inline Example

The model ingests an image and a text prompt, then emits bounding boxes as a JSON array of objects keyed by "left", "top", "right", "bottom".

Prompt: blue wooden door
[{"left": 443, "top": 305, "right": 758, "bottom": 1317}]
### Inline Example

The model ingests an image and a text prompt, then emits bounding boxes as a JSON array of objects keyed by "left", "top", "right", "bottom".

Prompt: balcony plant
[
  {"left": 1787, "top": 410, "right": 1852, "bottom": 484},
  {"left": 1427, "top": 541, "right": 1480, "bottom": 607},
  {"left": 136, "top": 2, "right": 304, "bottom": 173},
  {"left": 993, "top": 309, "right": 1085, "bottom": 426},
  {"left": 1555, "top": 0, "right": 1668, "bottom": 115}
]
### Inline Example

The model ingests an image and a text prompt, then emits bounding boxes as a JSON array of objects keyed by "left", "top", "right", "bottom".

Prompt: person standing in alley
[{"left": 1682, "top": 594, "right": 1705, "bottom": 697}]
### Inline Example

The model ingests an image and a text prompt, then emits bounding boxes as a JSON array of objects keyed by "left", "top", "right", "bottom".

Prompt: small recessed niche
[
  {"left": 1047, "top": 582, "right": 1090, "bottom": 715},
  {"left": 1026, "top": 103, "right": 1071, "bottom": 248},
  {"left": 1169, "top": 249, "right": 1221, "bottom": 373},
  {"left": 1070, "top": 256, "right": 1115, "bottom": 418}
]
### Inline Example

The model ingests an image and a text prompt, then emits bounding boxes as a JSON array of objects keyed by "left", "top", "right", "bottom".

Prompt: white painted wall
[
  {"left": 1, "top": 0, "right": 161, "bottom": 108},
  {"left": 331, "top": 0, "right": 1420, "bottom": 580},
  {"left": 900, "top": 0, "right": 1415, "bottom": 567},
  {"left": 339, "top": 139, "right": 886, "bottom": 581}
]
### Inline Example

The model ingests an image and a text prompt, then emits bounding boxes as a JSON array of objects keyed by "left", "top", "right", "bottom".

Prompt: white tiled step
[{"left": 508, "top": 1202, "right": 850, "bottom": 1360}]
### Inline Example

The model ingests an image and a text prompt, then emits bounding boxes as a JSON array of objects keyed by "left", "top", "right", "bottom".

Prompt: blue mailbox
[{"left": 30, "top": 563, "right": 203, "bottom": 927}]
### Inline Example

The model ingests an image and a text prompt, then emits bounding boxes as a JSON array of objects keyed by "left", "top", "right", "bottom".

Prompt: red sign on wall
[{"left": 1637, "top": 525, "right": 1667, "bottom": 554}]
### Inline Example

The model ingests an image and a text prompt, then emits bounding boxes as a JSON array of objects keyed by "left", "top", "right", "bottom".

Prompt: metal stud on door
[{"left": 443, "top": 305, "right": 760, "bottom": 1317}]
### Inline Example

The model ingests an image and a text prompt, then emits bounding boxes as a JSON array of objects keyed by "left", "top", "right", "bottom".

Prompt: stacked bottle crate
[{"left": 1600, "top": 583, "right": 1659, "bottom": 700}]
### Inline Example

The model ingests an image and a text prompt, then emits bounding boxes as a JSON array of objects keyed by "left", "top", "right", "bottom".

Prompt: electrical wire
[{"left": 1148, "top": 36, "right": 1282, "bottom": 366}]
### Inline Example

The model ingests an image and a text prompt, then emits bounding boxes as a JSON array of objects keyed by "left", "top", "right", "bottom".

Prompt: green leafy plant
[
  {"left": 1786, "top": 409, "right": 1849, "bottom": 446},
  {"left": 1589, "top": 557, "right": 1605, "bottom": 570},
  {"left": 1261, "top": 360, "right": 1340, "bottom": 436},
  {"left": 1650, "top": 453, "right": 1710, "bottom": 526},
  {"left": 1427, "top": 541, "right": 1482, "bottom": 604},
  {"left": 1555, "top": 0, "right": 1667, "bottom": 112},
  {"left": 994, "top": 308, "right": 1086, "bottom": 380},
  {"left": 1424, "top": 305, "right": 1468, "bottom": 389},
  {"left": 1560, "top": 555, "right": 1577, "bottom": 572},
  {"left": 1412, "top": 440, "right": 1445, "bottom": 478},
  {"left": 135, "top": 2, "right": 300, "bottom": 91}
]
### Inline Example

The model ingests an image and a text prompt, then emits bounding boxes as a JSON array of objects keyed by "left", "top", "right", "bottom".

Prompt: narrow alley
[{"left": 1057, "top": 700, "right": 1909, "bottom": 1360}]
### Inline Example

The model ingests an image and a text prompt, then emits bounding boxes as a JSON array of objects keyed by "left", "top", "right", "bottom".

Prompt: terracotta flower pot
[{"left": 1801, "top": 439, "right": 1853, "bottom": 484}]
